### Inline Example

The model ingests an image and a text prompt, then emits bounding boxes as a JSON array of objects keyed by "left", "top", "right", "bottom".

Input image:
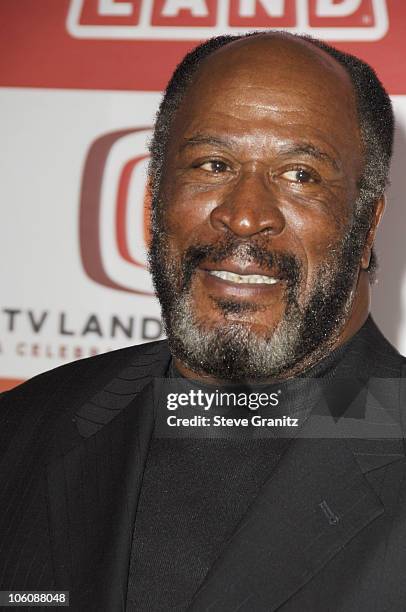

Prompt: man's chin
[
  {"left": 186, "top": 289, "right": 290, "bottom": 333},
  {"left": 193, "top": 317, "right": 283, "bottom": 343},
  {"left": 165, "top": 301, "right": 305, "bottom": 382}
]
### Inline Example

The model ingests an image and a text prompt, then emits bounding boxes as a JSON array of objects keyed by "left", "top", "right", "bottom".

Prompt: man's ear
[{"left": 361, "top": 195, "right": 386, "bottom": 270}]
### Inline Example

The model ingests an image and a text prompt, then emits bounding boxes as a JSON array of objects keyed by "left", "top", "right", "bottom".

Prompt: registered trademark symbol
[{"left": 362, "top": 14, "right": 372, "bottom": 24}]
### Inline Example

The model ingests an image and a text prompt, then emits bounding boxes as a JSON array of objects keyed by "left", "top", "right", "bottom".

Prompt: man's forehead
[
  {"left": 169, "top": 34, "right": 360, "bottom": 154},
  {"left": 182, "top": 33, "right": 355, "bottom": 110}
]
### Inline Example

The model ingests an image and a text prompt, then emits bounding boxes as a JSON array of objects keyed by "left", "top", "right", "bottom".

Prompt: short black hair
[{"left": 149, "top": 32, "right": 394, "bottom": 275}]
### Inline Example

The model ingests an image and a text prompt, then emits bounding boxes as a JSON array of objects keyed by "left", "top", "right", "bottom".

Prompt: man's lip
[
  {"left": 197, "top": 268, "right": 284, "bottom": 296},
  {"left": 200, "top": 260, "right": 281, "bottom": 278}
]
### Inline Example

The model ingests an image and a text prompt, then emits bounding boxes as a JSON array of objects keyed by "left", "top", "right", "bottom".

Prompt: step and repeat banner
[{"left": 1, "top": 0, "right": 406, "bottom": 390}]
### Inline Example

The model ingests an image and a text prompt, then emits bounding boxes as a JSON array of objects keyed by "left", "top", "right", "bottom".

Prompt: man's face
[{"left": 150, "top": 36, "right": 366, "bottom": 381}]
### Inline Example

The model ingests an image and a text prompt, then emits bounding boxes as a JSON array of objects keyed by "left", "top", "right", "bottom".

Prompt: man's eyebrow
[
  {"left": 278, "top": 143, "right": 340, "bottom": 171},
  {"left": 180, "top": 136, "right": 340, "bottom": 171},
  {"left": 180, "top": 135, "right": 233, "bottom": 150}
]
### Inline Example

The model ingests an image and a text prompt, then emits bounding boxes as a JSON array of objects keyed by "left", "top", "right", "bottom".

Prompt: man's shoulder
[
  {"left": 2, "top": 339, "right": 169, "bottom": 402},
  {"left": 355, "top": 316, "right": 406, "bottom": 375},
  {"left": 0, "top": 340, "right": 170, "bottom": 453}
]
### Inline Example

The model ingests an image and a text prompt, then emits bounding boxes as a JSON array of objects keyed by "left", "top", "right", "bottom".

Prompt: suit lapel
[
  {"left": 46, "top": 342, "right": 170, "bottom": 611},
  {"left": 189, "top": 404, "right": 404, "bottom": 612},
  {"left": 73, "top": 342, "right": 170, "bottom": 438}
]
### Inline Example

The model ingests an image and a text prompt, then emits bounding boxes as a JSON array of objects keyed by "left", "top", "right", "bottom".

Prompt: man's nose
[{"left": 209, "top": 169, "right": 286, "bottom": 238}]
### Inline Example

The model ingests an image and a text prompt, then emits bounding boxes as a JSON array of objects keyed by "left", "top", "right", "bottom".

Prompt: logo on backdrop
[
  {"left": 67, "top": 0, "right": 388, "bottom": 42},
  {"left": 80, "top": 127, "right": 154, "bottom": 295}
]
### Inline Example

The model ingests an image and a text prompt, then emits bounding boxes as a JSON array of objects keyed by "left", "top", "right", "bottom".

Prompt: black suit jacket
[{"left": 1, "top": 317, "right": 406, "bottom": 611}]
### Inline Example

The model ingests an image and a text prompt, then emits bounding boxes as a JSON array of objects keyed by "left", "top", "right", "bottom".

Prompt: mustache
[{"left": 180, "top": 237, "right": 302, "bottom": 293}]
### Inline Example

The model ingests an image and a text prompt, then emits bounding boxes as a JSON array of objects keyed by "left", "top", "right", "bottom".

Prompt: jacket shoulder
[
  {"left": 358, "top": 317, "right": 406, "bottom": 375},
  {"left": 0, "top": 340, "right": 169, "bottom": 458},
  {"left": 1, "top": 339, "right": 168, "bottom": 402}
]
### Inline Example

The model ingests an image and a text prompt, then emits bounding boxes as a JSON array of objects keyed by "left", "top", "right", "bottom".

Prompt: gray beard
[
  {"left": 168, "top": 297, "right": 306, "bottom": 380},
  {"left": 165, "top": 255, "right": 355, "bottom": 382}
]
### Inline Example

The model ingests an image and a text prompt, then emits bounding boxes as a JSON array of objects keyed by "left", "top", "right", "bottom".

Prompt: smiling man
[
  {"left": 149, "top": 33, "right": 386, "bottom": 384},
  {"left": 1, "top": 32, "right": 406, "bottom": 612}
]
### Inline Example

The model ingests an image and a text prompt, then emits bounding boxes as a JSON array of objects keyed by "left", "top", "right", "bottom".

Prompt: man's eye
[
  {"left": 198, "top": 160, "right": 230, "bottom": 173},
  {"left": 281, "top": 168, "right": 317, "bottom": 183}
]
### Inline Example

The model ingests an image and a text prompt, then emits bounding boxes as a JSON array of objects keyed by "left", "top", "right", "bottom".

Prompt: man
[{"left": 1, "top": 32, "right": 405, "bottom": 612}]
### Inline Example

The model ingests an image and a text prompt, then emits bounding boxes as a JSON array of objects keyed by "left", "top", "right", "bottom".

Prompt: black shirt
[{"left": 126, "top": 324, "right": 368, "bottom": 611}]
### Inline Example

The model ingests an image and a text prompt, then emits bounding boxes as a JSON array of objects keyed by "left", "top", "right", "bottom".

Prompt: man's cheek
[{"left": 164, "top": 217, "right": 198, "bottom": 259}]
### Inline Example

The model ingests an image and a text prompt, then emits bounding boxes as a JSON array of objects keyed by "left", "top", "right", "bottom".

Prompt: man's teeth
[{"left": 208, "top": 270, "right": 279, "bottom": 284}]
